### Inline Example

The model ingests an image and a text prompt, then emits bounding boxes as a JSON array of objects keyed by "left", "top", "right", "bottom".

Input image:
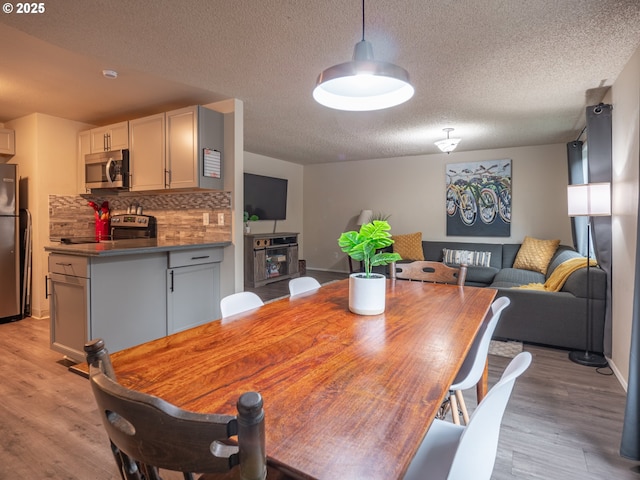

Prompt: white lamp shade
[
  {"left": 313, "top": 40, "right": 414, "bottom": 111},
  {"left": 313, "top": 64, "right": 414, "bottom": 111},
  {"left": 434, "top": 137, "right": 462, "bottom": 153},
  {"left": 357, "top": 209, "right": 373, "bottom": 225},
  {"left": 567, "top": 182, "right": 611, "bottom": 217}
]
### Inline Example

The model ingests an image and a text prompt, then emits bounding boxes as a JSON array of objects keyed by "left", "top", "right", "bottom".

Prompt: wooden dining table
[{"left": 108, "top": 278, "right": 496, "bottom": 479}]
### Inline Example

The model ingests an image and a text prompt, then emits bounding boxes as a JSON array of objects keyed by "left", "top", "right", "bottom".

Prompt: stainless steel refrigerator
[{"left": 0, "top": 163, "right": 20, "bottom": 321}]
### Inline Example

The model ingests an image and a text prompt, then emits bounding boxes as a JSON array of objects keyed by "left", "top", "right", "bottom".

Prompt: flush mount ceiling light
[
  {"left": 312, "top": 0, "right": 414, "bottom": 111},
  {"left": 102, "top": 69, "right": 118, "bottom": 79},
  {"left": 435, "top": 128, "right": 461, "bottom": 153}
]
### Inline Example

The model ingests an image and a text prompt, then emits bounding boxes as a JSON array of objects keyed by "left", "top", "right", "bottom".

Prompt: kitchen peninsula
[{"left": 45, "top": 239, "right": 230, "bottom": 363}]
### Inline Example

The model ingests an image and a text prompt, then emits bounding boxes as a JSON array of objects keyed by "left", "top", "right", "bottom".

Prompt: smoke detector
[{"left": 102, "top": 69, "right": 118, "bottom": 79}]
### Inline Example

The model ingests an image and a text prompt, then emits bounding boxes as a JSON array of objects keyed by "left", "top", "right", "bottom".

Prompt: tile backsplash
[{"left": 49, "top": 191, "right": 232, "bottom": 242}]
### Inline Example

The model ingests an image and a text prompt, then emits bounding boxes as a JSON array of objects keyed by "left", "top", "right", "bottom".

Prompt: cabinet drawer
[
  {"left": 168, "top": 247, "right": 224, "bottom": 268},
  {"left": 48, "top": 254, "right": 89, "bottom": 277}
]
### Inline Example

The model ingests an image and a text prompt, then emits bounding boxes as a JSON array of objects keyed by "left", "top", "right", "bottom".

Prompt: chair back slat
[{"left": 392, "top": 261, "right": 467, "bottom": 285}]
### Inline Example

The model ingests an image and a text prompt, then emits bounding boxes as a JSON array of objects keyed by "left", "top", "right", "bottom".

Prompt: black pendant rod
[{"left": 361, "top": 0, "right": 366, "bottom": 41}]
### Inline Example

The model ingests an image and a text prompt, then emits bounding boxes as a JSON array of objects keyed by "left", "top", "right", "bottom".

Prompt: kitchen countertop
[{"left": 45, "top": 238, "right": 231, "bottom": 257}]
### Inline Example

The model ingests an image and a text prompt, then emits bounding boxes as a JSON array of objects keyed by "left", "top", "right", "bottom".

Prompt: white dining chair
[
  {"left": 288, "top": 276, "right": 321, "bottom": 296},
  {"left": 449, "top": 296, "right": 511, "bottom": 425},
  {"left": 220, "top": 291, "right": 264, "bottom": 318},
  {"left": 404, "top": 351, "right": 532, "bottom": 480}
]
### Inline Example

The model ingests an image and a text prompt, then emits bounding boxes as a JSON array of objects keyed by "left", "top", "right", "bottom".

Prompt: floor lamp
[{"left": 567, "top": 182, "right": 610, "bottom": 367}]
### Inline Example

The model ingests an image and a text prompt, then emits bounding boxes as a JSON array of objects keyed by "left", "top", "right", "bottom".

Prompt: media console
[{"left": 244, "top": 232, "right": 300, "bottom": 287}]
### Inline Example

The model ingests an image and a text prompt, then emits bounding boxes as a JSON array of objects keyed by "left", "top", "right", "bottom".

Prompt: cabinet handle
[
  {"left": 165, "top": 169, "right": 171, "bottom": 188},
  {"left": 45, "top": 275, "right": 49, "bottom": 299},
  {"left": 191, "top": 255, "right": 210, "bottom": 260},
  {"left": 170, "top": 270, "right": 174, "bottom": 292},
  {"left": 55, "top": 262, "right": 73, "bottom": 267},
  {"left": 103, "top": 133, "right": 108, "bottom": 151}
]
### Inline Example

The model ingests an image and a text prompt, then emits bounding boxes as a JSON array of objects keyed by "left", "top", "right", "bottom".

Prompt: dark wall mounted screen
[{"left": 244, "top": 173, "right": 288, "bottom": 221}]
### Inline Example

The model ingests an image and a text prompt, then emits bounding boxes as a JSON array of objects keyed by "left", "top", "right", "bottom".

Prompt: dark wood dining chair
[
  {"left": 391, "top": 260, "right": 467, "bottom": 285},
  {"left": 85, "top": 339, "right": 289, "bottom": 480}
]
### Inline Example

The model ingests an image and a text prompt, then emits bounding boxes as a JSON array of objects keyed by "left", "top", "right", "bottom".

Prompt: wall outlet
[
  {"left": 203, "top": 212, "right": 210, "bottom": 225},
  {"left": 217, "top": 213, "right": 225, "bottom": 226}
]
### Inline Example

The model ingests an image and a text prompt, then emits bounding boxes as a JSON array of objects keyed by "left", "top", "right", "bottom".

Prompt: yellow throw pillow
[
  {"left": 392, "top": 232, "right": 424, "bottom": 261},
  {"left": 513, "top": 236, "right": 560, "bottom": 274}
]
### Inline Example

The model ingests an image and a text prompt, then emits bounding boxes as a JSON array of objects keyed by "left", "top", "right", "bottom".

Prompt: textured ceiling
[{"left": 1, "top": 0, "right": 639, "bottom": 164}]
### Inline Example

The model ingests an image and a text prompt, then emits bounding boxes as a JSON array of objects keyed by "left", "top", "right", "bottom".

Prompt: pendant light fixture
[
  {"left": 435, "top": 128, "right": 462, "bottom": 153},
  {"left": 313, "top": 0, "right": 414, "bottom": 111}
]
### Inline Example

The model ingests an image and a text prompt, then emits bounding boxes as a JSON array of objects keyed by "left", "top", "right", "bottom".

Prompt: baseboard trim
[
  {"left": 607, "top": 357, "right": 628, "bottom": 392},
  {"left": 307, "top": 267, "right": 349, "bottom": 274}
]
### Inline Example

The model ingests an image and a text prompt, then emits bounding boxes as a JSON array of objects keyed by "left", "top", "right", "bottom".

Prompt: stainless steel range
[{"left": 110, "top": 214, "right": 157, "bottom": 240}]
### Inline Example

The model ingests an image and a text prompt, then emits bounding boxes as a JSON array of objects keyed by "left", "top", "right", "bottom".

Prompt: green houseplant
[
  {"left": 338, "top": 220, "right": 401, "bottom": 315},
  {"left": 243, "top": 211, "right": 259, "bottom": 233},
  {"left": 338, "top": 220, "right": 401, "bottom": 278}
]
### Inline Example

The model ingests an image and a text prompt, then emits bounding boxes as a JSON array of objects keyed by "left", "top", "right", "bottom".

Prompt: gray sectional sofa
[{"left": 390, "top": 240, "right": 607, "bottom": 353}]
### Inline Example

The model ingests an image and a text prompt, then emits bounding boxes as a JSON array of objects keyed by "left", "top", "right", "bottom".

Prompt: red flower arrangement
[{"left": 88, "top": 201, "right": 110, "bottom": 221}]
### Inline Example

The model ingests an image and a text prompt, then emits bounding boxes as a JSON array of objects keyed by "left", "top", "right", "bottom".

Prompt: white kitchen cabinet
[
  {"left": 129, "top": 113, "right": 166, "bottom": 191},
  {"left": 79, "top": 107, "right": 223, "bottom": 192},
  {"left": 128, "top": 106, "right": 224, "bottom": 192},
  {"left": 0, "top": 128, "right": 15, "bottom": 155},
  {"left": 167, "top": 247, "right": 224, "bottom": 334},
  {"left": 77, "top": 130, "right": 91, "bottom": 194},
  {"left": 166, "top": 105, "right": 224, "bottom": 190},
  {"left": 89, "top": 121, "right": 129, "bottom": 153},
  {"left": 166, "top": 106, "right": 199, "bottom": 189}
]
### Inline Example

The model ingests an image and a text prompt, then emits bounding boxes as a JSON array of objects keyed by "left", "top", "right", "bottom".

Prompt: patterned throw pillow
[
  {"left": 442, "top": 249, "right": 492, "bottom": 267},
  {"left": 392, "top": 232, "right": 424, "bottom": 261},
  {"left": 513, "top": 236, "right": 560, "bottom": 274},
  {"left": 468, "top": 250, "right": 492, "bottom": 267},
  {"left": 443, "top": 248, "right": 469, "bottom": 265}
]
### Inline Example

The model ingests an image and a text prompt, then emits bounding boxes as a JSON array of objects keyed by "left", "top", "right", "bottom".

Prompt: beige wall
[
  {"left": 302, "top": 143, "right": 573, "bottom": 272},
  {"left": 7, "top": 113, "right": 93, "bottom": 318},
  {"left": 610, "top": 44, "right": 640, "bottom": 385},
  {"left": 244, "top": 151, "right": 305, "bottom": 257}
]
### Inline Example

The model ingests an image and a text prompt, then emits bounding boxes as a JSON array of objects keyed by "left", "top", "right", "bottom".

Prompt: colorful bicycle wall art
[{"left": 446, "top": 159, "right": 512, "bottom": 237}]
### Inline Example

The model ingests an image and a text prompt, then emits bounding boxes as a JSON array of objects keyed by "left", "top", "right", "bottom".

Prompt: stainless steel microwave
[{"left": 85, "top": 149, "right": 130, "bottom": 190}]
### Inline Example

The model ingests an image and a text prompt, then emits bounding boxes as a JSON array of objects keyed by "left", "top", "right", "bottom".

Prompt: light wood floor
[{"left": 0, "top": 271, "right": 638, "bottom": 479}]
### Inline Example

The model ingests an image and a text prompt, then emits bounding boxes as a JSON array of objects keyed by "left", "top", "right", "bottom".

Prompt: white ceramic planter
[{"left": 349, "top": 273, "right": 386, "bottom": 315}]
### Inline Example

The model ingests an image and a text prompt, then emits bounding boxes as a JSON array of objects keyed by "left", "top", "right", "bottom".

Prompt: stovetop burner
[{"left": 60, "top": 237, "right": 99, "bottom": 244}]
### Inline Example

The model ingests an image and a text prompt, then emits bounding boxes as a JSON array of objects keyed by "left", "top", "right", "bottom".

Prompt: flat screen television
[{"left": 244, "top": 173, "right": 288, "bottom": 221}]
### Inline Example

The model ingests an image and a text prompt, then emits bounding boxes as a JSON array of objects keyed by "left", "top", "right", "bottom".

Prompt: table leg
[{"left": 476, "top": 358, "right": 489, "bottom": 402}]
